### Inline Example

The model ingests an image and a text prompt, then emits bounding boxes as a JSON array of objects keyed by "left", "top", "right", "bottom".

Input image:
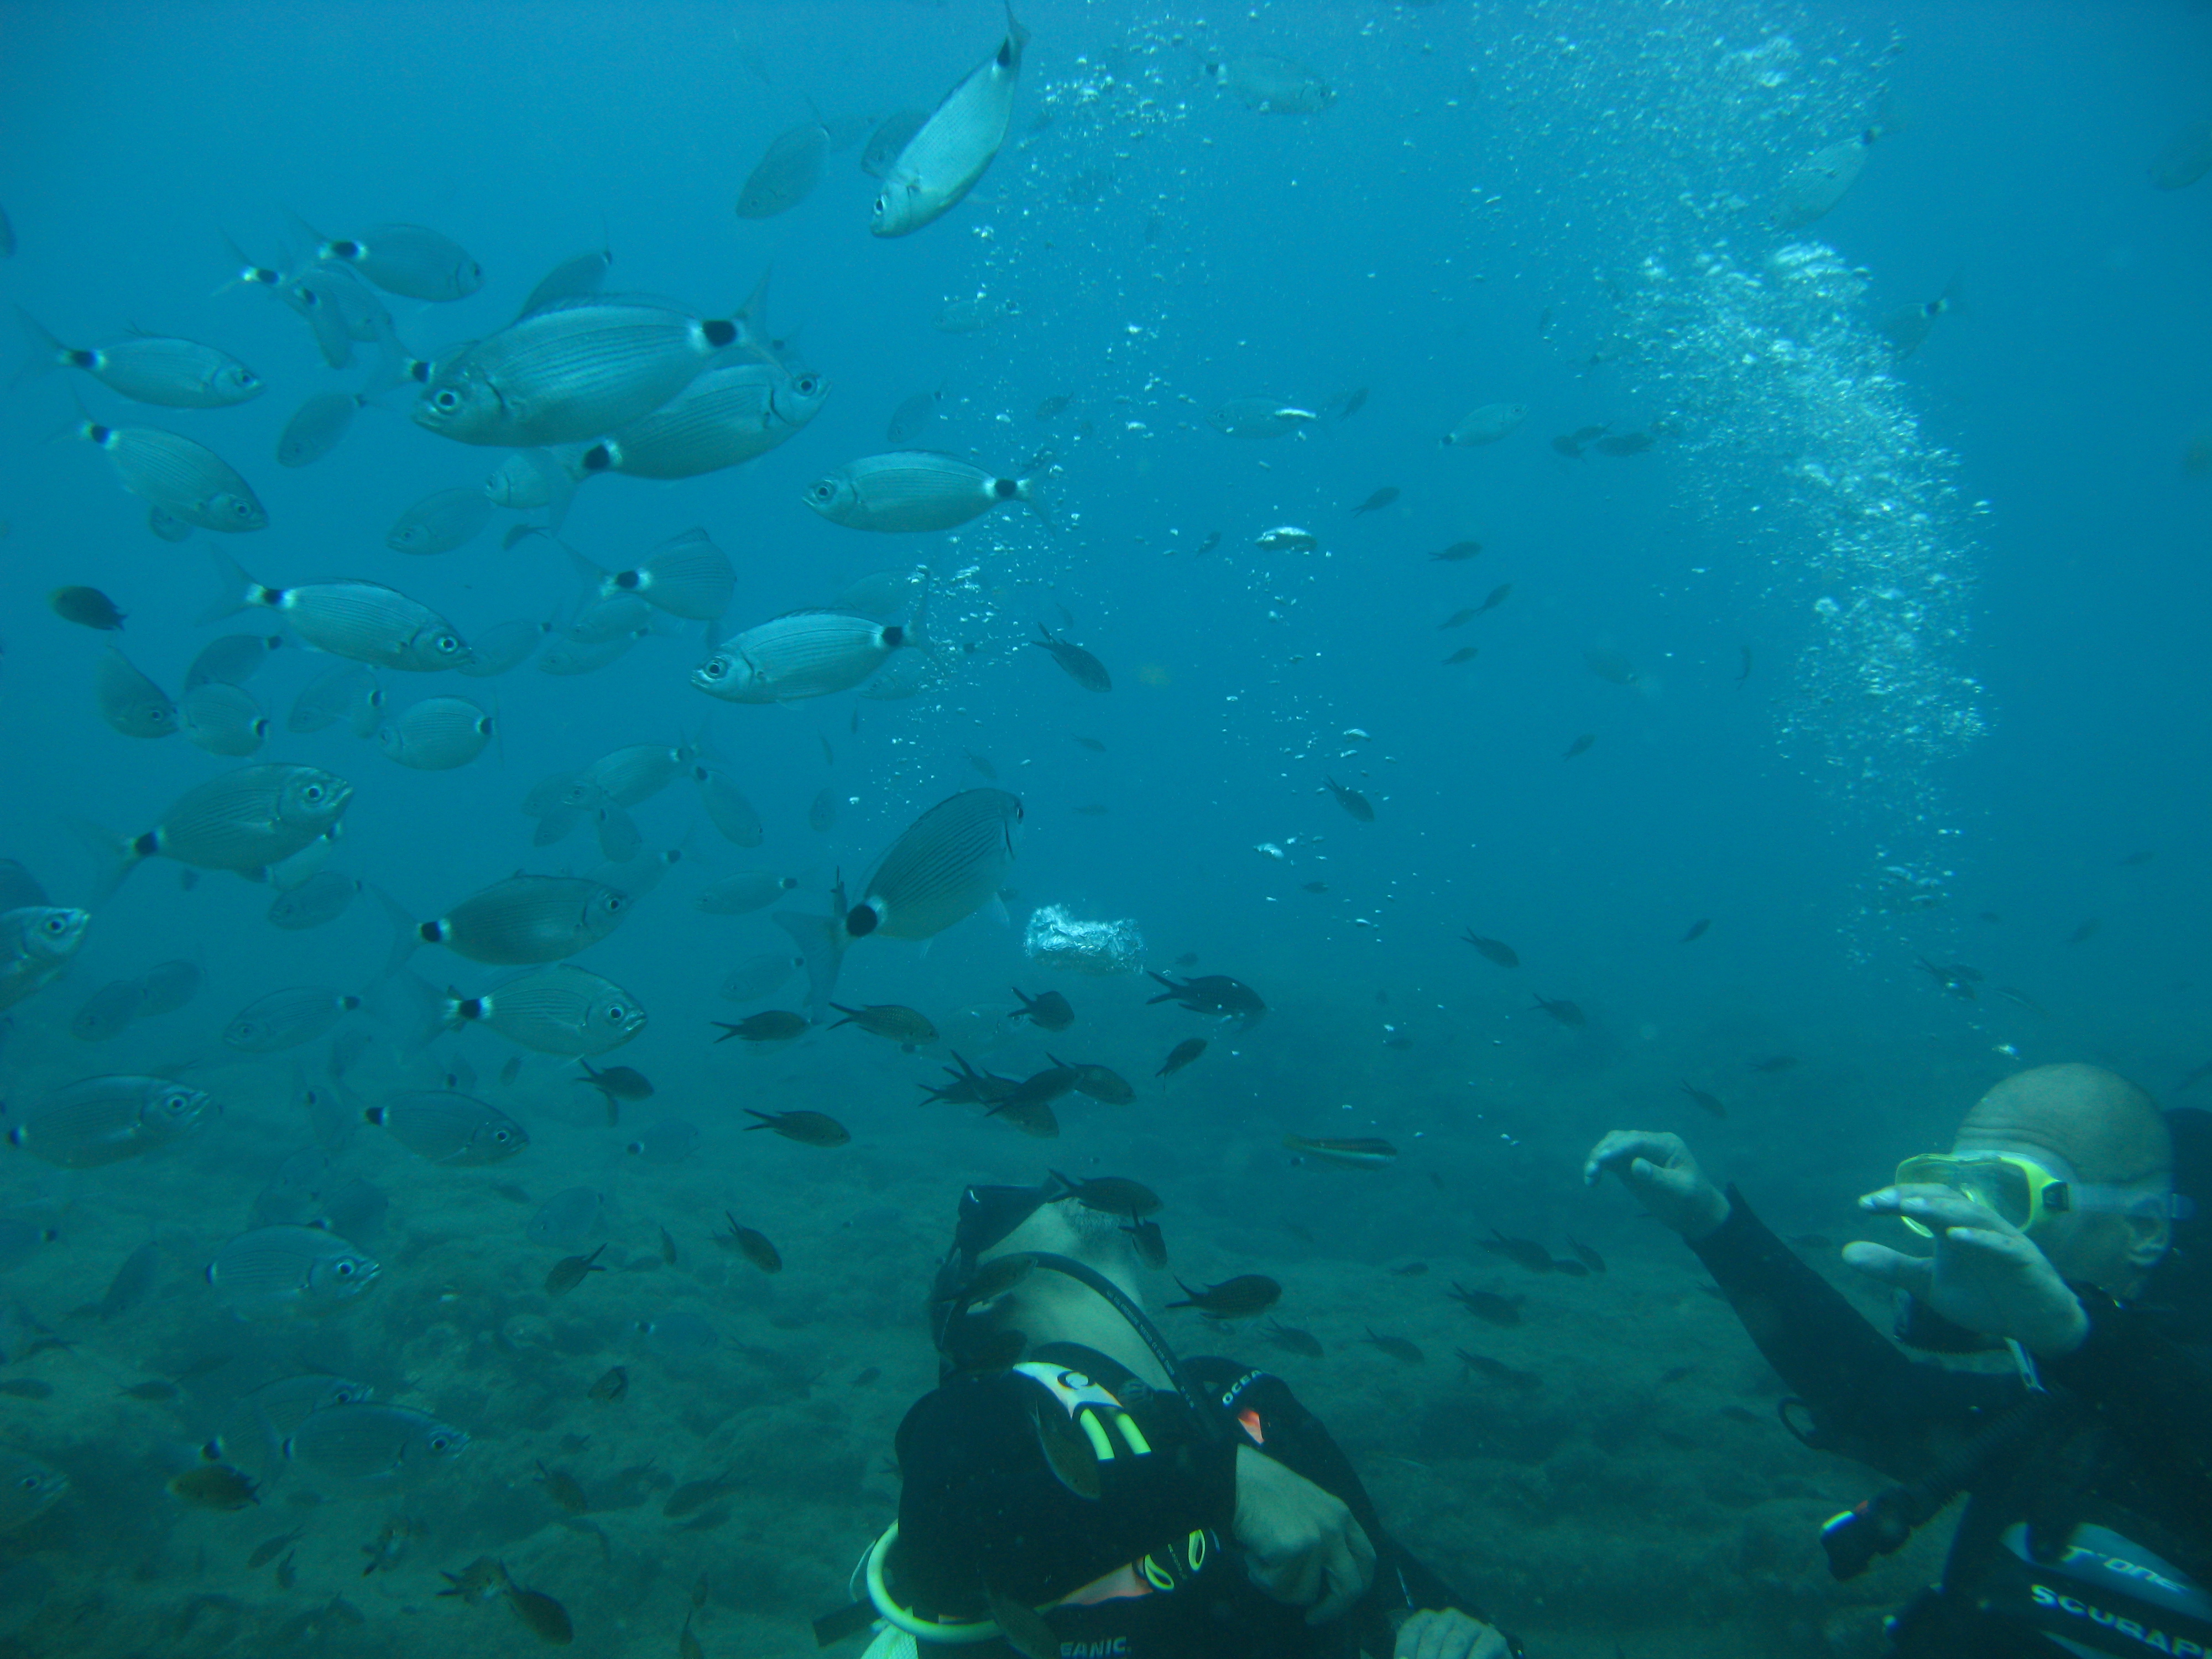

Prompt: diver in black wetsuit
[
  {"left": 833, "top": 1178, "right": 1516, "bottom": 1659},
  {"left": 1584, "top": 1062, "right": 2212, "bottom": 1658}
]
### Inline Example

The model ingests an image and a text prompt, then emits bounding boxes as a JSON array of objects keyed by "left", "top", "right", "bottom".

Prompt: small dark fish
[
  {"left": 1530, "top": 993, "right": 1585, "bottom": 1028},
  {"left": 680, "top": 1615, "right": 704, "bottom": 1659},
  {"left": 1460, "top": 930, "right": 1518, "bottom": 968},
  {"left": 987, "top": 1091, "right": 1065, "bottom": 1138},
  {"left": 852, "top": 1366, "right": 881, "bottom": 1387},
  {"left": 1456, "top": 1349, "right": 1542, "bottom": 1390},
  {"left": 506, "top": 1582, "right": 573, "bottom": 1646},
  {"left": 1350, "top": 486, "right": 1400, "bottom": 516},
  {"left": 1556, "top": 1259, "right": 1590, "bottom": 1277},
  {"left": 1173, "top": 951, "right": 1199, "bottom": 966},
  {"left": 171, "top": 1464, "right": 259, "bottom": 1510},
  {"left": 716, "top": 1214, "right": 781, "bottom": 1272},
  {"left": 1009, "top": 987, "right": 1074, "bottom": 1030},
  {"left": 1156, "top": 1037, "right": 1207, "bottom": 1076},
  {"left": 1032, "top": 624, "right": 1112, "bottom": 692},
  {"left": 1363, "top": 1328, "right": 1423, "bottom": 1365},
  {"left": 1123, "top": 1216, "right": 1167, "bottom": 1269},
  {"left": 1658, "top": 1364, "right": 1696, "bottom": 1385},
  {"left": 1914, "top": 957, "right": 1979, "bottom": 1000},
  {"left": 1583, "top": 648, "right": 1639, "bottom": 686},
  {"left": 829, "top": 1003, "right": 938, "bottom": 1048},
  {"left": 1593, "top": 431, "right": 1653, "bottom": 456},
  {"left": 1736, "top": 645, "right": 1754, "bottom": 686},
  {"left": 1324, "top": 776, "right": 1375, "bottom": 822},
  {"left": 1749, "top": 1055, "right": 1798, "bottom": 1073},
  {"left": 588, "top": 1365, "right": 628, "bottom": 1404},
  {"left": 1478, "top": 1230, "right": 1554, "bottom": 1274},
  {"left": 1166, "top": 1274, "right": 1280, "bottom": 1318},
  {"left": 660, "top": 1225, "right": 677, "bottom": 1265},
  {"left": 1052, "top": 1172, "right": 1161, "bottom": 1217},
  {"left": 1301, "top": 881, "right": 1328, "bottom": 893},
  {"left": 1035, "top": 394, "right": 1072, "bottom": 421},
  {"left": 1680, "top": 1081, "right": 1727, "bottom": 1119},
  {"left": 1439, "top": 608, "right": 1478, "bottom": 630},
  {"left": 663, "top": 1465, "right": 740, "bottom": 1520},
  {"left": 0, "top": 1379, "right": 53, "bottom": 1399},
  {"left": 1566, "top": 1238, "right": 1607, "bottom": 1274},
  {"left": 120, "top": 1379, "right": 180, "bottom": 1401},
  {"left": 1072, "top": 735, "right": 1106, "bottom": 752},
  {"left": 1390, "top": 1261, "right": 1429, "bottom": 1277},
  {"left": 1194, "top": 531, "right": 1222, "bottom": 556},
  {"left": 1474, "top": 583, "right": 1512, "bottom": 615},
  {"left": 438, "top": 1557, "right": 509, "bottom": 1604},
  {"left": 1549, "top": 424, "right": 1609, "bottom": 458},
  {"left": 2062, "top": 919, "right": 2101, "bottom": 946},
  {"left": 1146, "top": 971, "right": 1265, "bottom": 1021},
  {"left": 1263, "top": 1318, "right": 1324, "bottom": 1359},
  {"left": 247, "top": 1527, "right": 306, "bottom": 1569},
  {"left": 1562, "top": 733, "right": 1597, "bottom": 759},
  {"left": 50, "top": 585, "right": 127, "bottom": 630},
  {"left": 1448, "top": 1283, "right": 1524, "bottom": 1326},
  {"left": 982, "top": 1587, "right": 1059, "bottom": 1659},
  {"left": 1030, "top": 1398, "right": 1102, "bottom": 1500},
  {"left": 1679, "top": 918, "right": 1710, "bottom": 943},
  {"left": 535, "top": 1462, "right": 589, "bottom": 1514},
  {"left": 545, "top": 1244, "right": 608, "bottom": 1296},
  {"left": 578, "top": 1060, "right": 652, "bottom": 1100},
  {"left": 1428, "top": 540, "right": 1482, "bottom": 562},
  {"left": 743, "top": 1108, "right": 850, "bottom": 1147},
  {"left": 712, "top": 1010, "right": 808, "bottom": 1043},
  {"left": 1050, "top": 1055, "right": 1134, "bottom": 1104},
  {"left": 1442, "top": 645, "right": 1480, "bottom": 665}
]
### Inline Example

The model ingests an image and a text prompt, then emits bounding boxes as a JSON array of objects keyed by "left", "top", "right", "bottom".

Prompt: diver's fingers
[
  {"left": 1305, "top": 1546, "right": 1366, "bottom": 1626},
  {"left": 1840, "top": 1240, "right": 1929, "bottom": 1293},
  {"left": 1582, "top": 1129, "right": 1678, "bottom": 1183},
  {"left": 1941, "top": 1225, "right": 2037, "bottom": 1267}
]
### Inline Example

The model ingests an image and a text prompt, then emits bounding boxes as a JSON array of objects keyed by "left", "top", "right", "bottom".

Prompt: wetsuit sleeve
[
  {"left": 1206, "top": 1365, "right": 1481, "bottom": 1632},
  {"left": 1688, "top": 1186, "right": 2018, "bottom": 1479},
  {"left": 894, "top": 1373, "right": 1240, "bottom": 1611},
  {"left": 2039, "top": 1288, "right": 2212, "bottom": 1495}
]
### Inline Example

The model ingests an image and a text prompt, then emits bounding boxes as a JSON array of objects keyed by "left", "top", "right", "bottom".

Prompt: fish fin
[
  {"left": 773, "top": 906, "right": 848, "bottom": 1025},
  {"left": 372, "top": 885, "right": 422, "bottom": 980},
  {"left": 985, "top": 894, "right": 1011, "bottom": 928},
  {"left": 9, "top": 306, "right": 66, "bottom": 388},
  {"left": 278, "top": 207, "right": 333, "bottom": 264},
  {"left": 731, "top": 264, "right": 775, "bottom": 356},
  {"left": 197, "top": 549, "right": 257, "bottom": 627},
  {"left": 72, "top": 818, "right": 147, "bottom": 904}
]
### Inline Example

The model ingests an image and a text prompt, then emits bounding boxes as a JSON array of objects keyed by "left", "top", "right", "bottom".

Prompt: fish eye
[
  {"left": 493, "top": 1128, "right": 513, "bottom": 1144},
  {"left": 434, "top": 389, "right": 460, "bottom": 411},
  {"left": 40, "top": 915, "right": 65, "bottom": 936},
  {"left": 797, "top": 375, "right": 821, "bottom": 395},
  {"left": 437, "top": 635, "right": 459, "bottom": 653},
  {"left": 807, "top": 482, "right": 834, "bottom": 502},
  {"left": 873, "top": 194, "right": 888, "bottom": 215},
  {"left": 606, "top": 1006, "right": 629, "bottom": 1023},
  {"left": 12, "top": 1475, "right": 37, "bottom": 1494},
  {"left": 430, "top": 1434, "right": 455, "bottom": 1453},
  {"left": 701, "top": 658, "right": 727, "bottom": 680},
  {"left": 301, "top": 784, "right": 325, "bottom": 802},
  {"left": 333, "top": 1260, "right": 356, "bottom": 1277}
]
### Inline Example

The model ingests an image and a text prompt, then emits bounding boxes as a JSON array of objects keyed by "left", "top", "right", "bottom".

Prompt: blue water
[{"left": 1, "top": 2, "right": 2209, "bottom": 1654}]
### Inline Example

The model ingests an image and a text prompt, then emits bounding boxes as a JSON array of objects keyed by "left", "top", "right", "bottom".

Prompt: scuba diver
[
  {"left": 817, "top": 1175, "right": 1517, "bottom": 1659},
  {"left": 1584, "top": 1062, "right": 2211, "bottom": 1657}
]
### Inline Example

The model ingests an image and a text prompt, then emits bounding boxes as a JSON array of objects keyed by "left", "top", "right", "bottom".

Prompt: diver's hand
[
  {"left": 1845, "top": 1186, "right": 2089, "bottom": 1357},
  {"left": 1395, "top": 1609, "right": 1510, "bottom": 1659},
  {"left": 1233, "top": 1444, "right": 1375, "bottom": 1625},
  {"left": 1582, "top": 1130, "right": 1730, "bottom": 1239}
]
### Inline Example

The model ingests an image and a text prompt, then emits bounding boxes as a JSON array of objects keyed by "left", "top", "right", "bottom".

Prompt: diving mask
[{"left": 1889, "top": 1152, "right": 2190, "bottom": 1237}]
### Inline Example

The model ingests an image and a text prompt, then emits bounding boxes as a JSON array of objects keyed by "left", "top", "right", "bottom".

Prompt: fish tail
[
  {"left": 278, "top": 207, "right": 332, "bottom": 262},
  {"left": 212, "top": 229, "right": 279, "bottom": 296},
  {"left": 772, "top": 905, "right": 848, "bottom": 1025},
  {"left": 72, "top": 818, "right": 149, "bottom": 903},
  {"left": 197, "top": 549, "right": 258, "bottom": 627},
  {"left": 731, "top": 264, "right": 775, "bottom": 357},
  {"left": 372, "top": 885, "right": 423, "bottom": 980},
  {"left": 9, "top": 306, "right": 67, "bottom": 388}
]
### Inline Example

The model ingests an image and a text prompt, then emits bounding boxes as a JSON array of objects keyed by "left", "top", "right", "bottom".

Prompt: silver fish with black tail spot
[
  {"left": 872, "top": 6, "right": 1028, "bottom": 236},
  {"left": 77, "top": 763, "right": 352, "bottom": 898},
  {"left": 694, "top": 582, "right": 929, "bottom": 705},
  {"left": 6, "top": 1075, "right": 211, "bottom": 1168},
  {"left": 0, "top": 907, "right": 90, "bottom": 1011},
  {"left": 576, "top": 360, "right": 830, "bottom": 482},
  {"left": 70, "top": 415, "right": 266, "bottom": 532},
  {"left": 14, "top": 309, "right": 262, "bottom": 406},
  {"left": 202, "top": 553, "right": 471, "bottom": 672},
  {"left": 804, "top": 451, "right": 1038, "bottom": 533},
  {"left": 776, "top": 789, "right": 1022, "bottom": 1021},
  {"left": 443, "top": 965, "right": 646, "bottom": 1057},
  {"left": 414, "top": 278, "right": 771, "bottom": 449}
]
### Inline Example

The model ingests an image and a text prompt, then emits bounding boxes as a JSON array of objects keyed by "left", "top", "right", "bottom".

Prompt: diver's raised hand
[
  {"left": 1582, "top": 1130, "right": 1730, "bottom": 1239},
  {"left": 1395, "top": 1609, "right": 1511, "bottom": 1659},
  {"left": 1845, "top": 1186, "right": 2089, "bottom": 1357},
  {"left": 1233, "top": 1444, "right": 1375, "bottom": 1625}
]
